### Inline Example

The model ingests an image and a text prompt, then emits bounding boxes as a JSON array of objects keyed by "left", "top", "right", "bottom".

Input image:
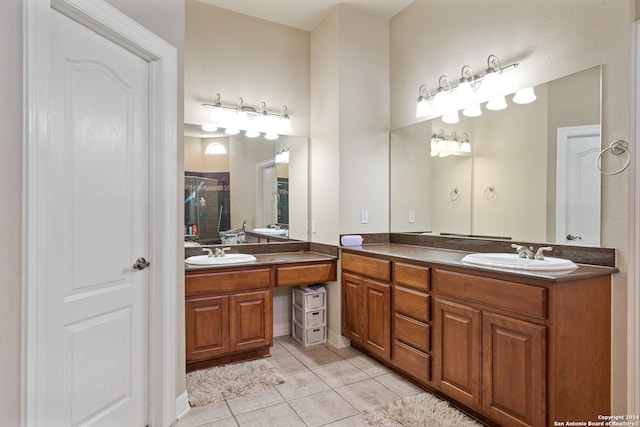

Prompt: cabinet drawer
[
  {"left": 342, "top": 252, "right": 390, "bottom": 281},
  {"left": 186, "top": 267, "right": 272, "bottom": 295},
  {"left": 433, "top": 269, "right": 547, "bottom": 319},
  {"left": 394, "top": 314, "right": 429, "bottom": 353},
  {"left": 395, "top": 262, "right": 430, "bottom": 291},
  {"left": 394, "top": 286, "right": 430, "bottom": 323},
  {"left": 394, "top": 340, "right": 430, "bottom": 383},
  {"left": 276, "top": 261, "right": 336, "bottom": 287}
]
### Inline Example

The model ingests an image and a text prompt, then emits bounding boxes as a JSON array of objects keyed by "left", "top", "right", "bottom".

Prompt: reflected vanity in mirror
[
  {"left": 184, "top": 124, "right": 308, "bottom": 245},
  {"left": 390, "top": 66, "right": 602, "bottom": 246}
]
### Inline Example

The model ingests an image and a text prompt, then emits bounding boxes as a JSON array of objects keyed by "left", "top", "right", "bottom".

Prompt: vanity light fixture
[
  {"left": 202, "top": 93, "right": 292, "bottom": 139},
  {"left": 415, "top": 54, "right": 523, "bottom": 120},
  {"left": 430, "top": 130, "right": 472, "bottom": 157},
  {"left": 275, "top": 145, "right": 290, "bottom": 164}
]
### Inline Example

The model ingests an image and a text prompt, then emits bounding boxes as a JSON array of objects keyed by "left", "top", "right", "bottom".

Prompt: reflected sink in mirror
[
  {"left": 461, "top": 253, "right": 578, "bottom": 272},
  {"left": 185, "top": 253, "right": 257, "bottom": 266},
  {"left": 184, "top": 241, "right": 202, "bottom": 248},
  {"left": 252, "top": 228, "right": 287, "bottom": 236}
]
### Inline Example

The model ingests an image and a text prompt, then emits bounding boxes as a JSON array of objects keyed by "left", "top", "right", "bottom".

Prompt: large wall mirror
[
  {"left": 184, "top": 124, "right": 309, "bottom": 245},
  {"left": 390, "top": 66, "right": 602, "bottom": 246}
]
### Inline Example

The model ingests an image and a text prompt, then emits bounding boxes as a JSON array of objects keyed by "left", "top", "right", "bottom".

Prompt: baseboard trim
[
  {"left": 273, "top": 322, "right": 291, "bottom": 337},
  {"left": 175, "top": 390, "right": 190, "bottom": 421},
  {"left": 327, "top": 328, "right": 350, "bottom": 349}
]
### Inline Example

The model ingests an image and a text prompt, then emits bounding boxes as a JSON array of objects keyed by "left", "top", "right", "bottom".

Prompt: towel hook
[
  {"left": 597, "top": 140, "right": 630, "bottom": 175},
  {"left": 450, "top": 188, "right": 460, "bottom": 202},
  {"left": 484, "top": 185, "right": 497, "bottom": 201}
]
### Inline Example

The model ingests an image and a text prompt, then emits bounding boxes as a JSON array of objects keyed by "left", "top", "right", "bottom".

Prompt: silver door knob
[
  {"left": 133, "top": 257, "right": 150, "bottom": 270},
  {"left": 566, "top": 234, "right": 583, "bottom": 241}
]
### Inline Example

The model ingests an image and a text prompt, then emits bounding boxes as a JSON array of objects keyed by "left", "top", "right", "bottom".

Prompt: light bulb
[
  {"left": 224, "top": 127, "right": 240, "bottom": 135},
  {"left": 245, "top": 129, "right": 260, "bottom": 138},
  {"left": 486, "top": 95, "right": 507, "bottom": 111},
  {"left": 264, "top": 132, "right": 279, "bottom": 140},
  {"left": 201, "top": 124, "right": 218, "bottom": 132},
  {"left": 442, "top": 110, "right": 460, "bottom": 124},
  {"left": 513, "top": 87, "right": 537, "bottom": 104},
  {"left": 416, "top": 98, "right": 432, "bottom": 118},
  {"left": 462, "top": 103, "right": 482, "bottom": 117}
]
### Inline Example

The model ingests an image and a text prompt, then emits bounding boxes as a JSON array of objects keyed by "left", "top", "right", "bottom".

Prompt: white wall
[
  {"left": 184, "top": 0, "right": 310, "bottom": 137},
  {"left": 390, "top": 0, "right": 632, "bottom": 412},
  {"left": 310, "top": 6, "right": 390, "bottom": 345},
  {"left": 337, "top": 7, "right": 390, "bottom": 235}
]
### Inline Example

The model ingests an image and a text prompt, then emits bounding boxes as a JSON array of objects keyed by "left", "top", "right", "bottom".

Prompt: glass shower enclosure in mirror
[
  {"left": 184, "top": 127, "right": 308, "bottom": 245},
  {"left": 390, "top": 66, "right": 602, "bottom": 246}
]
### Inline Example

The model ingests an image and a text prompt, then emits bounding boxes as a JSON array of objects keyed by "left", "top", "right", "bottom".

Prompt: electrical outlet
[
  {"left": 361, "top": 209, "right": 368, "bottom": 224},
  {"left": 312, "top": 220, "right": 317, "bottom": 233},
  {"left": 409, "top": 210, "right": 415, "bottom": 223}
]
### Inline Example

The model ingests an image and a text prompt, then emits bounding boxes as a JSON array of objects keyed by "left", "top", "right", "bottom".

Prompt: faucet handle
[
  {"left": 511, "top": 244, "right": 527, "bottom": 258},
  {"left": 220, "top": 247, "right": 231, "bottom": 257},
  {"left": 202, "top": 248, "right": 214, "bottom": 258},
  {"left": 535, "top": 246, "right": 553, "bottom": 260}
]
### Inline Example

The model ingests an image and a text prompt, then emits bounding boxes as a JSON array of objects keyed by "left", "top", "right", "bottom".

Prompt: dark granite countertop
[
  {"left": 185, "top": 251, "right": 337, "bottom": 272},
  {"left": 341, "top": 243, "right": 618, "bottom": 283}
]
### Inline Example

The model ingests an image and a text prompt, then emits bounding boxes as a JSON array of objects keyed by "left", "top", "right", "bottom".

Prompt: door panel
[
  {"left": 186, "top": 295, "right": 230, "bottom": 361},
  {"left": 47, "top": 8, "right": 149, "bottom": 426},
  {"left": 434, "top": 298, "right": 482, "bottom": 410},
  {"left": 341, "top": 273, "right": 364, "bottom": 344},
  {"left": 230, "top": 290, "right": 273, "bottom": 352},
  {"left": 364, "top": 279, "right": 391, "bottom": 360},
  {"left": 483, "top": 312, "right": 546, "bottom": 427}
]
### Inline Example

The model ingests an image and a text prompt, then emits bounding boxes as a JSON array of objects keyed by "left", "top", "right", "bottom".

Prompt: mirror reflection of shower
[{"left": 184, "top": 175, "right": 230, "bottom": 244}]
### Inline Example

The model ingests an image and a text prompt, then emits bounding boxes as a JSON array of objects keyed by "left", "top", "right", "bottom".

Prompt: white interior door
[
  {"left": 260, "top": 164, "right": 277, "bottom": 226},
  {"left": 44, "top": 8, "right": 149, "bottom": 425},
  {"left": 556, "top": 125, "right": 601, "bottom": 246}
]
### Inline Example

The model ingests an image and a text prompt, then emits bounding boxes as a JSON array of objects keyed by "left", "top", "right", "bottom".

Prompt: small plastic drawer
[
  {"left": 292, "top": 321, "right": 326, "bottom": 347},
  {"left": 293, "top": 288, "right": 326, "bottom": 310},
  {"left": 293, "top": 304, "right": 326, "bottom": 327}
]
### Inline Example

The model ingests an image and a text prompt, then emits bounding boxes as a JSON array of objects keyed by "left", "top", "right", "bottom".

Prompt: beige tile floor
[{"left": 174, "top": 335, "right": 425, "bottom": 427}]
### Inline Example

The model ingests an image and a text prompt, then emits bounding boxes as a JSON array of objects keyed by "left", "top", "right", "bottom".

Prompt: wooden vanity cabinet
[
  {"left": 432, "top": 268, "right": 609, "bottom": 427},
  {"left": 185, "top": 267, "right": 273, "bottom": 371},
  {"left": 341, "top": 253, "right": 391, "bottom": 361},
  {"left": 340, "top": 251, "right": 612, "bottom": 427}
]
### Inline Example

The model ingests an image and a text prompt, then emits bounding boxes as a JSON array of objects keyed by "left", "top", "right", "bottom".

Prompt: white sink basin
[
  {"left": 252, "top": 228, "right": 287, "bottom": 236},
  {"left": 461, "top": 253, "right": 578, "bottom": 272},
  {"left": 185, "top": 253, "right": 257, "bottom": 266}
]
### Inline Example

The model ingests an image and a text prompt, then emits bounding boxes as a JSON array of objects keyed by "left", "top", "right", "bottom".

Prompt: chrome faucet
[
  {"left": 535, "top": 246, "right": 553, "bottom": 260},
  {"left": 511, "top": 244, "right": 553, "bottom": 260},
  {"left": 511, "top": 244, "right": 535, "bottom": 259},
  {"left": 214, "top": 247, "right": 231, "bottom": 257}
]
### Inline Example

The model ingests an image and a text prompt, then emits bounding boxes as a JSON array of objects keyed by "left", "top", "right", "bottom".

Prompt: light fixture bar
[{"left": 416, "top": 54, "right": 522, "bottom": 119}]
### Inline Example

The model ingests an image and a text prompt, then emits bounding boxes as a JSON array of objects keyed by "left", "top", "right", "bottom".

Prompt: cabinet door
[
  {"left": 229, "top": 290, "right": 273, "bottom": 353},
  {"left": 185, "top": 295, "right": 229, "bottom": 362},
  {"left": 341, "top": 273, "right": 364, "bottom": 344},
  {"left": 482, "top": 312, "right": 546, "bottom": 427},
  {"left": 433, "top": 298, "right": 482, "bottom": 410},
  {"left": 363, "top": 278, "right": 391, "bottom": 360}
]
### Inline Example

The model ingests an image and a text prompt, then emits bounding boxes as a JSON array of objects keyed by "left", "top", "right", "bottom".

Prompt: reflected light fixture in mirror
[{"left": 204, "top": 141, "right": 227, "bottom": 155}]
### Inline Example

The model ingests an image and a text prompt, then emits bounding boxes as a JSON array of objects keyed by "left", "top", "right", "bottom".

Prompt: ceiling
[{"left": 195, "top": 0, "right": 415, "bottom": 31}]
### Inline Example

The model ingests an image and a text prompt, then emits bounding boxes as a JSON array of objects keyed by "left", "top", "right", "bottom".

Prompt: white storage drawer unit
[{"left": 292, "top": 286, "right": 326, "bottom": 346}]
